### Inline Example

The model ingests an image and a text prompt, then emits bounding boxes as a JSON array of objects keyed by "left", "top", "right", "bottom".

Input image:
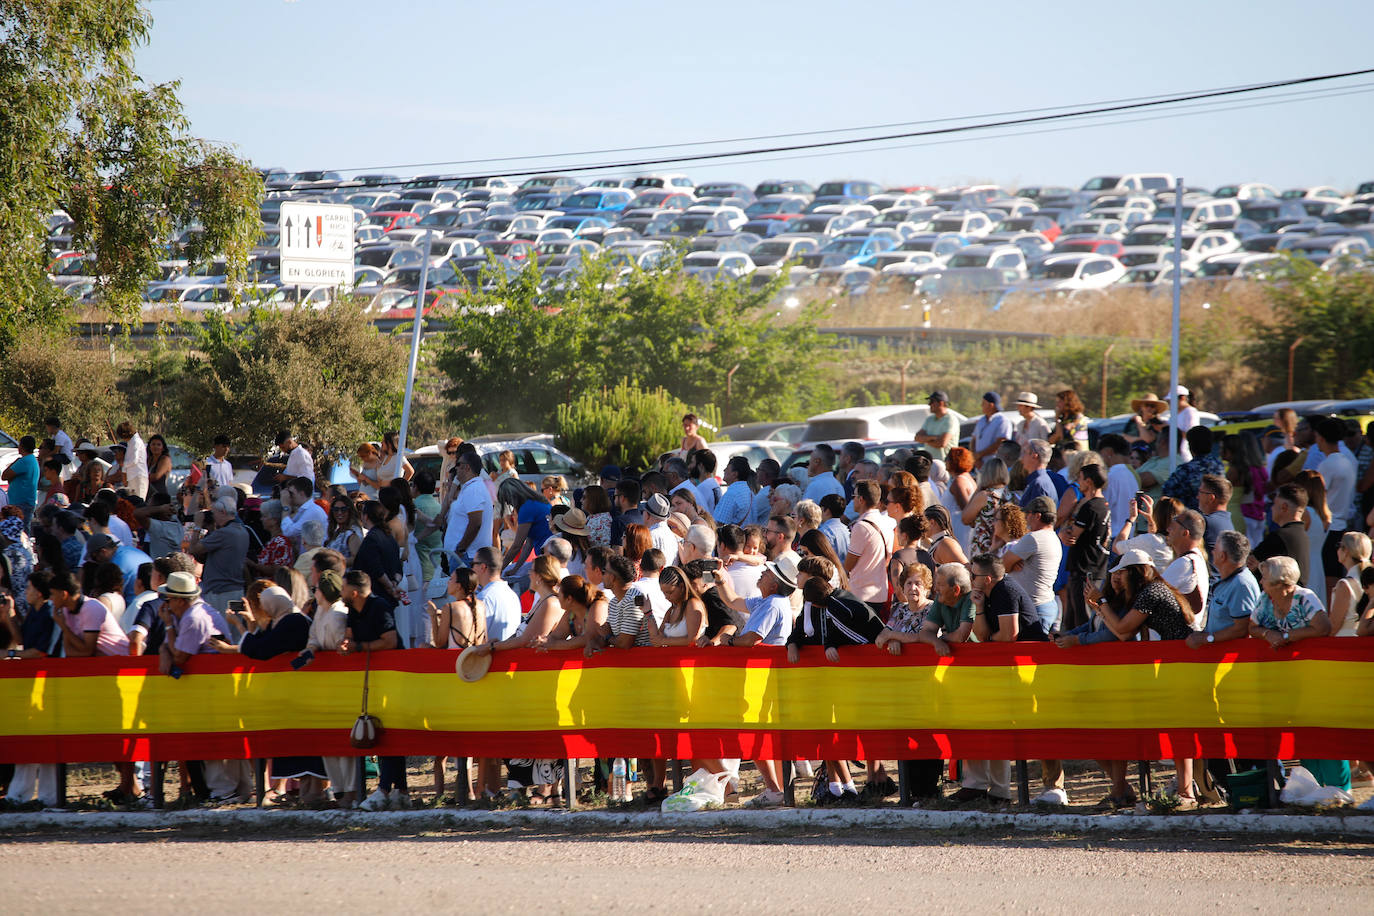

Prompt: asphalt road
[{"left": 4, "top": 826, "right": 1371, "bottom": 913}]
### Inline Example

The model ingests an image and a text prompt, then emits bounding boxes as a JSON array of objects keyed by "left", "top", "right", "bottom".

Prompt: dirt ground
[{"left": 2, "top": 824, "right": 1370, "bottom": 914}]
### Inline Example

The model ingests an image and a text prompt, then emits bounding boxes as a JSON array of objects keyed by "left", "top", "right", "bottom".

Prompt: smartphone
[
  {"left": 290, "top": 650, "right": 313, "bottom": 670},
  {"left": 227, "top": 598, "right": 246, "bottom": 614},
  {"left": 700, "top": 558, "right": 721, "bottom": 571}
]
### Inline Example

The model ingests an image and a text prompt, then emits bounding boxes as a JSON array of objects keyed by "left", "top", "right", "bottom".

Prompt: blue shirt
[
  {"left": 803, "top": 473, "right": 844, "bottom": 503},
  {"left": 5, "top": 453, "right": 39, "bottom": 507},
  {"left": 111, "top": 544, "right": 154, "bottom": 605},
  {"left": 972, "top": 413, "right": 1013, "bottom": 455},
  {"left": 819, "top": 516, "right": 850, "bottom": 560},
  {"left": 1207, "top": 567, "right": 1261, "bottom": 635},
  {"left": 743, "top": 594, "right": 791, "bottom": 645},
  {"left": 713, "top": 480, "right": 753, "bottom": 526},
  {"left": 518, "top": 499, "right": 552, "bottom": 552},
  {"left": 749, "top": 485, "right": 772, "bottom": 527},
  {"left": 1019, "top": 469, "right": 1057, "bottom": 509}
]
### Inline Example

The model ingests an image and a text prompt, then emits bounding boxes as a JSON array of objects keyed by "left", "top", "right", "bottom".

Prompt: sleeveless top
[{"left": 970, "top": 486, "right": 1008, "bottom": 557}]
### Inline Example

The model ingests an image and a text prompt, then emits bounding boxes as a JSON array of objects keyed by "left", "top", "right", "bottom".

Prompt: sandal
[{"left": 527, "top": 792, "right": 552, "bottom": 807}]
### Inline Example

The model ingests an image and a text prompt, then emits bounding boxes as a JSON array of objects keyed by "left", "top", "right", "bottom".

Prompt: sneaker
[
  {"left": 388, "top": 790, "right": 411, "bottom": 810},
  {"left": 1032, "top": 788, "right": 1069, "bottom": 807},
  {"left": 793, "top": 760, "right": 815, "bottom": 778},
  {"left": 839, "top": 788, "right": 862, "bottom": 806},
  {"left": 746, "top": 790, "right": 785, "bottom": 808},
  {"left": 359, "top": 788, "right": 390, "bottom": 811}
]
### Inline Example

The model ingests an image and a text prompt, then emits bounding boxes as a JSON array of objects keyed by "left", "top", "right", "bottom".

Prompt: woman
[
  {"left": 376, "top": 431, "right": 414, "bottom": 488},
  {"left": 1112, "top": 494, "right": 1180, "bottom": 571},
  {"left": 273, "top": 566, "right": 310, "bottom": 610},
  {"left": 325, "top": 496, "right": 364, "bottom": 561},
  {"left": 962, "top": 457, "right": 1011, "bottom": 557},
  {"left": 991, "top": 502, "right": 1026, "bottom": 556},
  {"left": 670, "top": 488, "right": 705, "bottom": 526},
  {"left": 768, "top": 482, "right": 802, "bottom": 519},
  {"left": 876, "top": 562, "right": 935, "bottom": 650},
  {"left": 644, "top": 566, "right": 706, "bottom": 646},
  {"left": 471, "top": 555, "right": 567, "bottom": 804},
  {"left": 437, "top": 437, "right": 465, "bottom": 505},
  {"left": 351, "top": 500, "right": 404, "bottom": 608},
  {"left": 940, "top": 447, "right": 976, "bottom": 553},
  {"left": 1221, "top": 434, "right": 1269, "bottom": 544},
  {"left": 798, "top": 528, "right": 848, "bottom": 588},
  {"left": 1048, "top": 389, "right": 1090, "bottom": 448},
  {"left": 89, "top": 562, "right": 126, "bottom": 624},
  {"left": 922, "top": 505, "right": 969, "bottom": 567},
  {"left": 537, "top": 575, "right": 607, "bottom": 655},
  {"left": 1331, "top": 532, "right": 1373, "bottom": 637},
  {"left": 621, "top": 523, "right": 652, "bottom": 574},
  {"left": 241, "top": 586, "right": 325, "bottom": 804},
  {"left": 541, "top": 475, "right": 570, "bottom": 507},
  {"left": 498, "top": 477, "right": 551, "bottom": 583},
  {"left": 581, "top": 485, "right": 614, "bottom": 547},
  {"left": 252, "top": 499, "right": 295, "bottom": 573},
  {"left": 1125, "top": 392, "right": 1167, "bottom": 448},
  {"left": 1, "top": 513, "right": 37, "bottom": 617},
  {"left": 884, "top": 485, "right": 921, "bottom": 523},
  {"left": 679, "top": 413, "right": 708, "bottom": 458},
  {"left": 551, "top": 509, "right": 591, "bottom": 577},
  {"left": 352, "top": 443, "right": 384, "bottom": 499},
  {"left": 428, "top": 566, "right": 486, "bottom": 649},
  {"left": 145, "top": 434, "right": 174, "bottom": 500},
  {"left": 888, "top": 514, "right": 935, "bottom": 597},
  {"left": 1081, "top": 551, "right": 1196, "bottom": 808},
  {"left": 1293, "top": 469, "right": 1330, "bottom": 599}
]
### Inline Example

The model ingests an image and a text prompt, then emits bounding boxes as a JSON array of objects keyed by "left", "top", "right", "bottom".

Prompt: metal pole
[
  {"left": 394, "top": 229, "right": 434, "bottom": 476},
  {"left": 1287, "top": 337, "right": 1305, "bottom": 401},
  {"left": 1168, "top": 178, "right": 1184, "bottom": 475},
  {"left": 1100, "top": 343, "right": 1115, "bottom": 418}
]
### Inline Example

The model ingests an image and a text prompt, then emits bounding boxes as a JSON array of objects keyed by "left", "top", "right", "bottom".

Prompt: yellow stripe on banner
[{"left": 4, "top": 660, "right": 1373, "bottom": 737}]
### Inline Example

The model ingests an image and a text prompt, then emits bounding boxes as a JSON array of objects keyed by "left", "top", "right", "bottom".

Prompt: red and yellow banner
[{"left": 2, "top": 641, "right": 1371, "bottom": 764}]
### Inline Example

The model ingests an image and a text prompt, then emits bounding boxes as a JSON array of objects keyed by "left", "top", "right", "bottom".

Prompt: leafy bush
[
  {"left": 557, "top": 381, "right": 719, "bottom": 472},
  {"left": 0, "top": 325, "right": 127, "bottom": 440}
]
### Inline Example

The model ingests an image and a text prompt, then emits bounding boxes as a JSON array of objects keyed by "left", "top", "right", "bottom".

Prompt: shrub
[{"left": 557, "top": 381, "right": 719, "bottom": 472}]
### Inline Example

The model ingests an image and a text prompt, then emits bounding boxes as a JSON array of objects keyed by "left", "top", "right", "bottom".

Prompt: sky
[{"left": 136, "top": 0, "right": 1374, "bottom": 193}]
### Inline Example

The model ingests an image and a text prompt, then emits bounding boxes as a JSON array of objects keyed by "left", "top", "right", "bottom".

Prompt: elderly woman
[
  {"left": 293, "top": 519, "right": 327, "bottom": 578},
  {"left": 768, "top": 482, "right": 802, "bottom": 520},
  {"left": 251, "top": 499, "right": 295, "bottom": 574},
  {"left": 875, "top": 562, "right": 937, "bottom": 652}
]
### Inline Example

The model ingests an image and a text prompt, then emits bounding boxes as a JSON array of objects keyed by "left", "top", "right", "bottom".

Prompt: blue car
[{"left": 557, "top": 188, "right": 635, "bottom": 218}]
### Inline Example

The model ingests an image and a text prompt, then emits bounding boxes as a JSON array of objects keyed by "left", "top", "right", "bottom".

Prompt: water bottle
[{"left": 611, "top": 757, "right": 628, "bottom": 802}]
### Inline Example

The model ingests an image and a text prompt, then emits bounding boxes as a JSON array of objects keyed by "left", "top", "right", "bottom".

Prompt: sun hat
[
  {"left": 456, "top": 645, "right": 493, "bottom": 682},
  {"left": 1118, "top": 548, "right": 1156, "bottom": 569},
  {"left": 75, "top": 440, "right": 99, "bottom": 454},
  {"left": 552, "top": 508, "right": 589, "bottom": 537},
  {"left": 764, "top": 554, "right": 799, "bottom": 590},
  {"left": 1015, "top": 391, "right": 1039, "bottom": 408},
  {"left": 157, "top": 570, "right": 201, "bottom": 599},
  {"left": 1130, "top": 392, "right": 1169, "bottom": 413},
  {"left": 642, "top": 493, "right": 671, "bottom": 520}
]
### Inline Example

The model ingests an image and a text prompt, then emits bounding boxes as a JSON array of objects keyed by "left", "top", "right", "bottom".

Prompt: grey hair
[
  {"left": 794, "top": 499, "right": 821, "bottom": 527},
  {"left": 771, "top": 482, "right": 802, "bottom": 514},
  {"left": 542, "top": 536, "right": 572, "bottom": 563},
  {"left": 685, "top": 524, "right": 716, "bottom": 556},
  {"left": 300, "top": 519, "right": 325, "bottom": 548},
  {"left": 976, "top": 456, "right": 1010, "bottom": 489},
  {"left": 1215, "top": 530, "right": 1250, "bottom": 567},
  {"left": 937, "top": 562, "right": 970, "bottom": 593},
  {"left": 1027, "top": 439, "right": 1051, "bottom": 464},
  {"left": 260, "top": 499, "right": 283, "bottom": 520},
  {"left": 1259, "top": 555, "right": 1300, "bottom": 587}
]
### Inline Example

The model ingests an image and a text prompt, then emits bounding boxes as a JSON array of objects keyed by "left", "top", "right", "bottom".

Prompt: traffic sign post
[{"left": 279, "top": 201, "right": 354, "bottom": 286}]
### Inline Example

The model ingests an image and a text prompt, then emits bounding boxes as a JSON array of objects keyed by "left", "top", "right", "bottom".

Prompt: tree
[
  {"left": 0, "top": 1, "right": 261, "bottom": 345},
  {"left": 170, "top": 306, "right": 408, "bottom": 467},
  {"left": 557, "top": 382, "right": 719, "bottom": 471},
  {"left": 433, "top": 250, "right": 835, "bottom": 436},
  {"left": 0, "top": 325, "right": 127, "bottom": 441},
  {"left": 1254, "top": 256, "right": 1374, "bottom": 399}
]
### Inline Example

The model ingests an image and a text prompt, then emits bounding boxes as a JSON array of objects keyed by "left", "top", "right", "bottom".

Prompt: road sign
[{"left": 279, "top": 201, "right": 354, "bottom": 285}]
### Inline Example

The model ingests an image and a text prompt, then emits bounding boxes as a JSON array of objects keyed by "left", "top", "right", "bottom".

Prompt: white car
[
  {"left": 944, "top": 244, "right": 1027, "bottom": 274},
  {"left": 1018, "top": 253, "right": 1126, "bottom": 290},
  {"left": 682, "top": 205, "right": 747, "bottom": 231},
  {"left": 682, "top": 251, "right": 755, "bottom": 282},
  {"left": 928, "top": 211, "right": 994, "bottom": 238},
  {"left": 1195, "top": 252, "right": 1281, "bottom": 280},
  {"left": 1060, "top": 218, "right": 1126, "bottom": 239},
  {"left": 1119, "top": 228, "right": 1238, "bottom": 267},
  {"left": 1212, "top": 182, "right": 1278, "bottom": 200}
]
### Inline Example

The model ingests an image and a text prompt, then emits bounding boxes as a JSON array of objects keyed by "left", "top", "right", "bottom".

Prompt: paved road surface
[{"left": 5, "top": 826, "right": 1370, "bottom": 913}]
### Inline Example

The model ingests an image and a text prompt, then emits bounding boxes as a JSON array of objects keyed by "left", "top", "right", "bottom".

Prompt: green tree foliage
[
  {"left": 0, "top": 326, "right": 127, "bottom": 440},
  {"left": 557, "top": 381, "right": 718, "bottom": 470},
  {"left": 1254, "top": 256, "right": 1374, "bottom": 398},
  {"left": 433, "top": 250, "right": 834, "bottom": 436},
  {"left": 0, "top": 0, "right": 261, "bottom": 343},
  {"left": 170, "top": 306, "right": 408, "bottom": 464}
]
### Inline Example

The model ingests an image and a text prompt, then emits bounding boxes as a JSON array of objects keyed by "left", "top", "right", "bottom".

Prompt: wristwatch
[
  {"left": 1282, "top": 630, "right": 1290, "bottom": 642},
  {"left": 1205, "top": 633, "right": 1215, "bottom": 644}
]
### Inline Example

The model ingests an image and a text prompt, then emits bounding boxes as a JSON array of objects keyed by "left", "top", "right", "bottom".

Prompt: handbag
[{"left": 349, "top": 649, "right": 384, "bottom": 749}]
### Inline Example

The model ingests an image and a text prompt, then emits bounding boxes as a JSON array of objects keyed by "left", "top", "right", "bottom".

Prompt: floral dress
[
  {"left": 258, "top": 534, "right": 295, "bottom": 568},
  {"left": 887, "top": 599, "right": 932, "bottom": 634},
  {"left": 969, "top": 486, "right": 1008, "bottom": 557},
  {"left": 586, "top": 512, "right": 613, "bottom": 548}
]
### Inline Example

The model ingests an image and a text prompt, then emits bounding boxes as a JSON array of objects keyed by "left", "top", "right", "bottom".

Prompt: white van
[{"left": 798, "top": 404, "right": 968, "bottom": 446}]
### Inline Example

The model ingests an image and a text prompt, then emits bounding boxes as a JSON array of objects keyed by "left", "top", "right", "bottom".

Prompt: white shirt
[
  {"left": 107, "top": 515, "right": 134, "bottom": 549},
  {"left": 723, "top": 558, "right": 763, "bottom": 600},
  {"left": 1103, "top": 463, "right": 1139, "bottom": 539},
  {"left": 1318, "top": 449, "right": 1357, "bottom": 531},
  {"left": 1163, "top": 548, "right": 1210, "bottom": 631},
  {"left": 1174, "top": 406, "right": 1200, "bottom": 462},
  {"left": 476, "top": 579, "right": 522, "bottom": 641},
  {"left": 1005, "top": 528, "right": 1061, "bottom": 606},
  {"left": 124, "top": 432, "right": 148, "bottom": 498},
  {"left": 281, "top": 498, "right": 327, "bottom": 546},
  {"left": 446, "top": 476, "right": 494, "bottom": 557},
  {"left": 284, "top": 444, "right": 314, "bottom": 482},
  {"left": 649, "top": 520, "right": 679, "bottom": 566},
  {"left": 631, "top": 576, "right": 670, "bottom": 622},
  {"left": 53, "top": 430, "right": 74, "bottom": 462},
  {"left": 206, "top": 455, "right": 235, "bottom": 487}
]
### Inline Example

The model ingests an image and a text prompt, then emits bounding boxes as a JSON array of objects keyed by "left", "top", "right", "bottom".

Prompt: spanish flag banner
[{"left": 2, "top": 641, "right": 1371, "bottom": 764}]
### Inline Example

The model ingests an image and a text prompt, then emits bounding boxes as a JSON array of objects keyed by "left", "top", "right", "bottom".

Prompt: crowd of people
[{"left": 1, "top": 392, "right": 1372, "bottom": 812}]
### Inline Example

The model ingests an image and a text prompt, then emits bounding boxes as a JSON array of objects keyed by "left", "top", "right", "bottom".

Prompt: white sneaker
[
  {"left": 794, "top": 760, "right": 814, "bottom": 778},
  {"left": 1032, "top": 788, "right": 1069, "bottom": 806},
  {"left": 746, "top": 790, "right": 785, "bottom": 808},
  {"left": 389, "top": 790, "right": 411, "bottom": 810},
  {"left": 359, "top": 788, "right": 390, "bottom": 811}
]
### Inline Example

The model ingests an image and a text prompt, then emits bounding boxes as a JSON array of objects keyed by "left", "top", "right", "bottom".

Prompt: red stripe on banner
[
  {"left": 5, "top": 726, "right": 1369, "bottom": 765},
  {"left": 3, "top": 639, "right": 1371, "bottom": 679}
]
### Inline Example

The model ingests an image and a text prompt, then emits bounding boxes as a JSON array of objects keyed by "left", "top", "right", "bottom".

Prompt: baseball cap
[
  {"left": 86, "top": 533, "right": 118, "bottom": 553},
  {"left": 1027, "top": 496, "right": 1057, "bottom": 518},
  {"left": 982, "top": 391, "right": 1002, "bottom": 409},
  {"left": 927, "top": 390, "right": 949, "bottom": 403},
  {"left": 599, "top": 465, "right": 623, "bottom": 482}
]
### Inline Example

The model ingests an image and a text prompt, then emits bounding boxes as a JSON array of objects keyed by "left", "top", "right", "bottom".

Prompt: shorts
[{"left": 1322, "top": 529, "right": 1346, "bottom": 580}]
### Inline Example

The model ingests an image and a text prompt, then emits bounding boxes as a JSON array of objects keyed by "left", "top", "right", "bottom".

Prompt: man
[
  {"left": 762, "top": 514, "right": 798, "bottom": 563},
  {"left": 641, "top": 493, "right": 679, "bottom": 565},
  {"left": 49, "top": 567, "right": 129, "bottom": 659},
  {"left": 188, "top": 493, "right": 249, "bottom": 617},
  {"left": 750, "top": 459, "right": 780, "bottom": 526},
  {"left": 1196, "top": 475, "right": 1235, "bottom": 561},
  {"left": 44, "top": 417, "right": 74, "bottom": 465},
  {"left": 1061, "top": 463, "right": 1110, "bottom": 632},
  {"left": 1250, "top": 484, "right": 1311, "bottom": 587},
  {"left": 279, "top": 476, "right": 326, "bottom": 550},
  {"left": 844, "top": 481, "right": 895, "bottom": 612},
  {"left": 713, "top": 455, "right": 753, "bottom": 526},
  {"left": 1012, "top": 392, "right": 1052, "bottom": 449},
  {"left": 470, "top": 546, "right": 520, "bottom": 640},
  {"left": 1016, "top": 440, "right": 1055, "bottom": 510},
  {"left": 1163, "top": 510, "right": 1209, "bottom": 631},
  {"left": 802, "top": 444, "right": 844, "bottom": 503},
  {"left": 837, "top": 441, "right": 865, "bottom": 501},
  {"left": 1, "top": 578, "right": 59, "bottom": 806},
  {"left": 1186, "top": 531, "right": 1259, "bottom": 649},
  {"left": 717, "top": 524, "right": 763, "bottom": 600},
  {"left": 2, "top": 435, "right": 39, "bottom": 523},
  {"left": 338, "top": 570, "right": 406, "bottom": 811},
  {"left": 631, "top": 547, "right": 671, "bottom": 623},
  {"left": 663, "top": 457, "right": 694, "bottom": 499},
  {"left": 445, "top": 452, "right": 494, "bottom": 565},
  {"left": 610, "top": 478, "right": 642, "bottom": 546},
  {"left": 1314, "top": 415, "right": 1358, "bottom": 599},
  {"left": 713, "top": 554, "right": 796, "bottom": 646},
  {"left": 115, "top": 421, "right": 148, "bottom": 499},
  {"left": 678, "top": 524, "right": 717, "bottom": 564},
  {"left": 961, "top": 553, "right": 1044, "bottom": 804},
  {"left": 817, "top": 494, "right": 850, "bottom": 560},
  {"left": 971, "top": 392, "right": 1012, "bottom": 469},
  {"left": 914, "top": 390, "right": 957, "bottom": 461},
  {"left": 128, "top": 553, "right": 201, "bottom": 656},
  {"left": 83, "top": 532, "right": 153, "bottom": 606},
  {"left": 1003, "top": 496, "right": 1063, "bottom": 635},
  {"left": 691, "top": 448, "right": 721, "bottom": 515},
  {"left": 1162, "top": 426, "right": 1224, "bottom": 511},
  {"left": 87, "top": 495, "right": 133, "bottom": 548},
  {"left": 205, "top": 435, "right": 234, "bottom": 488},
  {"left": 1097, "top": 434, "right": 1139, "bottom": 539},
  {"left": 1170, "top": 386, "right": 1201, "bottom": 462},
  {"left": 274, "top": 430, "right": 315, "bottom": 485}
]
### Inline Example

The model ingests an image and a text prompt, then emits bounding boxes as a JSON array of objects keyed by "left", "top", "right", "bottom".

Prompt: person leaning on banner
[{"left": 337, "top": 570, "right": 409, "bottom": 811}]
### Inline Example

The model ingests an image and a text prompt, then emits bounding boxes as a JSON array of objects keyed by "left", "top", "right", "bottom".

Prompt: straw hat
[
  {"left": 456, "top": 645, "right": 492, "bottom": 682},
  {"left": 1130, "top": 392, "right": 1169, "bottom": 413},
  {"left": 552, "top": 508, "right": 589, "bottom": 537}
]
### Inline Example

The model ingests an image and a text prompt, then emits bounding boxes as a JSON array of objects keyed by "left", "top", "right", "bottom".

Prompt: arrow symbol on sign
[
  {"left": 284, "top": 215, "right": 293, "bottom": 247},
  {"left": 316, "top": 215, "right": 323, "bottom": 248},
  {"left": 304, "top": 218, "right": 311, "bottom": 248}
]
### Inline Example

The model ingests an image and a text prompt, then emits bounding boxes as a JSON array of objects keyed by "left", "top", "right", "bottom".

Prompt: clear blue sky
[{"left": 137, "top": 0, "right": 1374, "bottom": 192}]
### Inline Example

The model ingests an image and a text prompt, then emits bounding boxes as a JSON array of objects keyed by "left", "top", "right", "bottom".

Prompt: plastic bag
[
  {"left": 1279, "top": 765, "right": 1355, "bottom": 807},
  {"left": 661, "top": 768, "right": 730, "bottom": 813}
]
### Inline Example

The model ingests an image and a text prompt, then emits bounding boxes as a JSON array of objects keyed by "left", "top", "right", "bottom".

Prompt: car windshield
[
  {"left": 930, "top": 219, "right": 964, "bottom": 232},
  {"left": 1125, "top": 230, "right": 1170, "bottom": 246},
  {"left": 451, "top": 178, "right": 490, "bottom": 189},
  {"left": 670, "top": 217, "right": 710, "bottom": 234},
  {"left": 747, "top": 200, "right": 791, "bottom": 215},
  {"left": 821, "top": 238, "right": 865, "bottom": 255},
  {"left": 755, "top": 183, "right": 786, "bottom": 196},
  {"left": 536, "top": 241, "right": 573, "bottom": 255},
  {"left": 1081, "top": 177, "right": 1121, "bottom": 191},
  {"left": 1242, "top": 237, "right": 1278, "bottom": 252},
  {"left": 515, "top": 197, "right": 553, "bottom": 211},
  {"left": 947, "top": 252, "right": 989, "bottom": 267},
  {"left": 562, "top": 193, "right": 603, "bottom": 209},
  {"left": 1197, "top": 260, "right": 1238, "bottom": 277},
  {"left": 1214, "top": 187, "right": 1238, "bottom": 198},
  {"left": 753, "top": 242, "right": 789, "bottom": 256},
  {"left": 815, "top": 183, "right": 848, "bottom": 196},
  {"left": 1030, "top": 262, "right": 1080, "bottom": 279},
  {"left": 1125, "top": 268, "right": 1161, "bottom": 282}
]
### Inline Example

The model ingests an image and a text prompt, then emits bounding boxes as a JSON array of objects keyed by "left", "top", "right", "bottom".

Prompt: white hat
[
  {"left": 1015, "top": 391, "right": 1039, "bottom": 408},
  {"left": 1174, "top": 385, "right": 1190, "bottom": 398},
  {"left": 1118, "top": 548, "right": 1156, "bottom": 569},
  {"left": 765, "top": 554, "right": 799, "bottom": 590}
]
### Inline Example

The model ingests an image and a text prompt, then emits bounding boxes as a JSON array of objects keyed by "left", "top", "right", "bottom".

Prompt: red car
[{"left": 1052, "top": 237, "right": 1124, "bottom": 258}]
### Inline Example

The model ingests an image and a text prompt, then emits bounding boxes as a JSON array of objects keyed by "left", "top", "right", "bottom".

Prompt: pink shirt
[
  {"left": 846, "top": 510, "right": 895, "bottom": 605},
  {"left": 68, "top": 597, "right": 130, "bottom": 656}
]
